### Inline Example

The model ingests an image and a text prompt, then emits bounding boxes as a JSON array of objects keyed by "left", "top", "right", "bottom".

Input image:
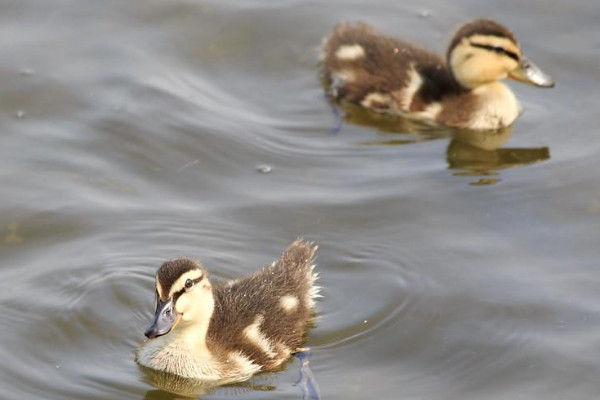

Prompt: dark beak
[{"left": 144, "top": 297, "right": 179, "bottom": 339}]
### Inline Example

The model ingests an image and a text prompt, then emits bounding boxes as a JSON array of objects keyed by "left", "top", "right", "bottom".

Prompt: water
[{"left": 1, "top": 0, "right": 600, "bottom": 399}]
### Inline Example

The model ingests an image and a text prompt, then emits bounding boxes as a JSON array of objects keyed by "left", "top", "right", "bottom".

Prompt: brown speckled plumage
[
  {"left": 320, "top": 19, "right": 553, "bottom": 130},
  {"left": 322, "top": 22, "right": 464, "bottom": 109},
  {"left": 137, "top": 239, "right": 319, "bottom": 383},
  {"left": 208, "top": 242, "right": 317, "bottom": 369}
]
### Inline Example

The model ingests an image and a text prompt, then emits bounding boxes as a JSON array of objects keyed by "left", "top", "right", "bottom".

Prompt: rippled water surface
[{"left": 2, "top": 0, "right": 600, "bottom": 399}]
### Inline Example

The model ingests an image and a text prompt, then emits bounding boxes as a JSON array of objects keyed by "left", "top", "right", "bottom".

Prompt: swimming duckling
[
  {"left": 136, "top": 239, "right": 319, "bottom": 384},
  {"left": 320, "top": 19, "right": 554, "bottom": 130}
]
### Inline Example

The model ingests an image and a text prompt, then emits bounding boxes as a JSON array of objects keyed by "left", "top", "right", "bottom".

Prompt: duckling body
[
  {"left": 320, "top": 19, "right": 554, "bottom": 130},
  {"left": 136, "top": 239, "right": 319, "bottom": 383}
]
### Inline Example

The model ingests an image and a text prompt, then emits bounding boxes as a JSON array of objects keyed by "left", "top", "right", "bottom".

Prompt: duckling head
[
  {"left": 144, "top": 258, "right": 213, "bottom": 339},
  {"left": 447, "top": 19, "right": 554, "bottom": 89}
]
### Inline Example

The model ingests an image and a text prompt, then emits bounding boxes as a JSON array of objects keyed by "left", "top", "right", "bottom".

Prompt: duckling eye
[{"left": 185, "top": 278, "right": 193, "bottom": 289}]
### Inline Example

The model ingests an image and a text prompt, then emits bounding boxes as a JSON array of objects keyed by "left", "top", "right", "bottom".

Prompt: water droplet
[
  {"left": 256, "top": 165, "right": 272, "bottom": 174},
  {"left": 15, "top": 110, "right": 25, "bottom": 119},
  {"left": 418, "top": 10, "right": 431, "bottom": 18},
  {"left": 19, "top": 68, "right": 34, "bottom": 77}
]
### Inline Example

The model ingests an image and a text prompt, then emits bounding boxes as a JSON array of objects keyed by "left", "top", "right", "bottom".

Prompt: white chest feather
[
  {"left": 469, "top": 83, "right": 521, "bottom": 130},
  {"left": 136, "top": 335, "right": 261, "bottom": 383},
  {"left": 137, "top": 337, "right": 222, "bottom": 380}
]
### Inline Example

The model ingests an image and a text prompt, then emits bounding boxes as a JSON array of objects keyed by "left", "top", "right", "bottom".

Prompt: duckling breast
[{"left": 437, "top": 82, "right": 520, "bottom": 130}]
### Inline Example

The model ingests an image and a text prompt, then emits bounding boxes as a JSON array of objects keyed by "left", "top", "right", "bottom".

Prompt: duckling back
[
  {"left": 321, "top": 22, "right": 461, "bottom": 115},
  {"left": 208, "top": 239, "right": 319, "bottom": 371}
]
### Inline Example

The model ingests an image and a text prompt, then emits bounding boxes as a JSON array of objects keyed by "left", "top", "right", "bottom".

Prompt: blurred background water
[{"left": 1, "top": 0, "right": 600, "bottom": 399}]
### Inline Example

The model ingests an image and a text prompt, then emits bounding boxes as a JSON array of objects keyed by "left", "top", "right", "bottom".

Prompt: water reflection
[
  {"left": 294, "top": 351, "right": 321, "bottom": 400},
  {"left": 139, "top": 367, "right": 274, "bottom": 399},
  {"left": 332, "top": 103, "right": 551, "bottom": 185},
  {"left": 447, "top": 128, "right": 550, "bottom": 185},
  {"left": 139, "top": 351, "right": 320, "bottom": 399},
  {"left": 139, "top": 366, "right": 219, "bottom": 398}
]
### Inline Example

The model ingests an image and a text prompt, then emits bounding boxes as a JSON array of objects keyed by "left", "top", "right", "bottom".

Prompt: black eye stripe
[
  {"left": 174, "top": 287, "right": 185, "bottom": 299},
  {"left": 172, "top": 277, "right": 203, "bottom": 300},
  {"left": 191, "top": 276, "right": 203, "bottom": 285},
  {"left": 469, "top": 42, "right": 520, "bottom": 62}
]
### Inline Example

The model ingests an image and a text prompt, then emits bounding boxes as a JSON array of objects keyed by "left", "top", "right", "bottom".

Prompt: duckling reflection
[
  {"left": 447, "top": 127, "right": 550, "bottom": 182},
  {"left": 139, "top": 366, "right": 223, "bottom": 398},
  {"left": 139, "top": 366, "right": 275, "bottom": 398},
  {"left": 140, "top": 351, "right": 322, "bottom": 399},
  {"left": 337, "top": 101, "right": 451, "bottom": 142},
  {"left": 294, "top": 350, "right": 321, "bottom": 400},
  {"left": 335, "top": 106, "right": 550, "bottom": 184}
]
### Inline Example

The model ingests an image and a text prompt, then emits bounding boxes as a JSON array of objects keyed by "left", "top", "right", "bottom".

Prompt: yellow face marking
[
  {"left": 155, "top": 279, "right": 163, "bottom": 299},
  {"left": 167, "top": 270, "right": 204, "bottom": 298},
  {"left": 467, "top": 34, "right": 521, "bottom": 57},
  {"left": 170, "top": 313, "right": 183, "bottom": 331},
  {"left": 450, "top": 36, "right": 521, "bottom": 88}
]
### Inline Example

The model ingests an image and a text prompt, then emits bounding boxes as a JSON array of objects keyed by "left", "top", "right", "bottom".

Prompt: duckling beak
[
  {"left": 509, "top": 57, "right": 554, "bottom": 88},
  {"left": 144, "top": 298, "right": 180, "bottom": 339}
]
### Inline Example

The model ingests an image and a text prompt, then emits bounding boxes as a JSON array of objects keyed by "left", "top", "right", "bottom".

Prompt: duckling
[
  {"left": 320, "top": 19, "right": 554, "bottom": 130},
  {"left": 136, "top": 239, "right": 319, "bottom": 384}
]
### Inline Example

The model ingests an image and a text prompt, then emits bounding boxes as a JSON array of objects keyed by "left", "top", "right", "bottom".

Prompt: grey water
[{"left": 1, "top": 0, "right": 600, "bottom": 399}]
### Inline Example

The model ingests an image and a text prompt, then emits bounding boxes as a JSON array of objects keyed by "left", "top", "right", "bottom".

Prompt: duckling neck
[
  {"left": 137, "top": 296, "right": 221, "bottom": 379},
  {"left": 439, "top": 81, "right": 520, "bottom": 130},
  {"left": 174, "top": 292, "right": 215, "bottom": 352},
  {"left": 172, "top": 318, "right": 211, "bottom": 352},
  {"left": 140, "top": 323, "right": 222, "bottom": 380},
  {"left": 470, "top": 82, "right": 521, "bottom": 129}
]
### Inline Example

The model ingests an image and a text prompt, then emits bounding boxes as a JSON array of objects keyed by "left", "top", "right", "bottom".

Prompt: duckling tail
[
  {"left": 282, "top": 238, "right": 318, "bottom": 269},
  {"left": 277, "top": 238, "right": 320, "bottom": 308}
]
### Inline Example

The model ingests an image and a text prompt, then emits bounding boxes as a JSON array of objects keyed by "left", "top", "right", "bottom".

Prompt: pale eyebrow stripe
[
  {"left": 156, "top": 279, "right": 164, "bottom": 299},
  {"left": 168, "top": 270, "right": 205, "bottom": 298},
  {"left": 172, "top": 276, "right": 203, "bottom": 300}
]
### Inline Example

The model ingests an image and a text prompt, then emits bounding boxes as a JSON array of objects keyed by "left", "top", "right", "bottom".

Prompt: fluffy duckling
[
  {"left": 136, "top": 239, "right": 319, "bottom": 384},
  {"left": 321, "top": 19, "right": 554, "bottom": 130}
]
